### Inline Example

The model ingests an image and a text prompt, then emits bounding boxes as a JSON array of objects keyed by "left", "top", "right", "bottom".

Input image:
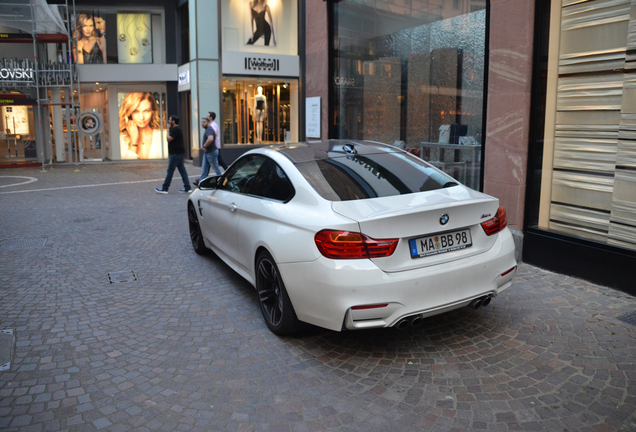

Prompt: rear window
[{"left": 295, "top": 152, "right": 458, "bottom": 201}]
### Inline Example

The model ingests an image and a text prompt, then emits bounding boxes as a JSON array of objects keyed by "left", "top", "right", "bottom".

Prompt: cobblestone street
[{"left": 1, "top": 163, "right": 635, "bottom": 432}]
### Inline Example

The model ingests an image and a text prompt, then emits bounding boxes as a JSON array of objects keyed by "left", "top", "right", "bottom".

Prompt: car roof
[{"left": 261, "top": 140, "right": 401, "bottom": 164}]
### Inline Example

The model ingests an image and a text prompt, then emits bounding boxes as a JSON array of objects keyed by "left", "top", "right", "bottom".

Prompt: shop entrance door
[{"left": 79, "top": 84, "right": 107, "bottom": 161}]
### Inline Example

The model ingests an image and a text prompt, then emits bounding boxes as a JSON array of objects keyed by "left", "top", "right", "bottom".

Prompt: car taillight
[
  {"left": 481, "top": 205, "right": 508, "bottom": 236},
  {"left": 314, "top": 230, "right": 398, "bottom": 259}
]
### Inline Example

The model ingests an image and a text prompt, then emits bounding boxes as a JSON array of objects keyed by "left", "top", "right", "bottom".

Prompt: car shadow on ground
[{"left": 196, "top": 249, "right": 507, "bottom": 357}]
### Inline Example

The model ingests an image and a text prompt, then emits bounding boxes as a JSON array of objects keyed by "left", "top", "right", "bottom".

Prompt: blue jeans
[
  {"left": 200, "top": 148, "right": 221, "bottom": 180},
  {"left": 162, "top": 154, "right": 191, "bottom": 190}
]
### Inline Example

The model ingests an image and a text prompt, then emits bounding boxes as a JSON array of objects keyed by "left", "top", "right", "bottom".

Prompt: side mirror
[{"left": 199, "top": 175, "right": 219, "bottom": 190}]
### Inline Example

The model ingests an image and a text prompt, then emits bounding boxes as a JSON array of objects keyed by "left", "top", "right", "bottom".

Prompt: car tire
[
  {"left": 255, "top": 251, "right": 300, "bottom": 335},
  {"left": 188, "top": 202, "right": 211, "bottom": 255}
]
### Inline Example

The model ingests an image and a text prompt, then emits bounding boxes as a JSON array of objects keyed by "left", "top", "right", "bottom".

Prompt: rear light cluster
[
  {"left": 481, "top": 205, "right": 508, "bottom": 236},
  {"left": 315, "top": 230, "right": 398, "bottom": 259}
]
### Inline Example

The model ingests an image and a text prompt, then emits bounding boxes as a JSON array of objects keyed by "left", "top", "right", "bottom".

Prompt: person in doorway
[
  {"left": 197, "top": 117, "right": 221, "bottom": 184},
  {"left": 155, "top": 115, "right": 191, "bottom": 194},
  {"left": 207, "top": 112, "right": 228, "bottom": 170},
  {"left": 254, "top": 86, "right": 267, "bottom": 143},
  {"left": 74, "top": 14, "right": 106, "bottom": 64},
  {"left": 119, "top": 92, "right": 165, "bottom": 159},
  {"left": 246, "top": 0, "right": 276, "bottom": 46}
]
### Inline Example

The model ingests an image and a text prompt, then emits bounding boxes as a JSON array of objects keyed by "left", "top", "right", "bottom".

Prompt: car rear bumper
[{"left": 278, "top": 228, "right": 517, "bottom": 332}]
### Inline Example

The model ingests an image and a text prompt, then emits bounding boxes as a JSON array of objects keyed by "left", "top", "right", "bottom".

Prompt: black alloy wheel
[
  {"left": 188, "top": 203, "right": 210, "bottom": 255},
  {"left": 255, "top": 251, "right": 299, "bottom": 335}
]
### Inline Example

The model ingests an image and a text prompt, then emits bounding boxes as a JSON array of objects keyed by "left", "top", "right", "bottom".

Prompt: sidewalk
[{"left": 0, "top": 163, "right": 635, "bottom": 432}]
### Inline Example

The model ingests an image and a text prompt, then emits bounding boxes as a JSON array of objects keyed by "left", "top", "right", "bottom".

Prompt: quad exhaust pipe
[
  {"left": 469, "top": 295, "right": 493, "bottom": 310},
  {"left": 394, "top": 295, "right": 495, "bottom": 330},
  {"left": 395, "top": 314, "right": 424, "bottom": 330}
]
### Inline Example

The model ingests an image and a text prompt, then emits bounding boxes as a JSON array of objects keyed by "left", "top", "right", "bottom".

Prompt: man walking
[
  {"left": 155, "top": 115, "right": 191, "bottom": 194},
  {"left": 208, "top": 111, "right": 228, "bottom": 170},
  {"left": 198, "top": 116, "right": 221, "bottom": 182}
]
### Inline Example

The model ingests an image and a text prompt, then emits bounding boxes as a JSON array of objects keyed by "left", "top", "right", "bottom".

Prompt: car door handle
[{"left": 229, "top": 203, "right": 238, "bottom": 212}]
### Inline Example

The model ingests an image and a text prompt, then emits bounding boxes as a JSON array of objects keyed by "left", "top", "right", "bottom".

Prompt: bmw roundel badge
[{"left": 440, "top": 214, "right": 449, "bottom": 225}]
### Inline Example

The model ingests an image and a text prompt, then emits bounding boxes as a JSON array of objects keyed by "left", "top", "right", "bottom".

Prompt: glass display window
[
  {"left": 1, "top": 103, "right": 35, "bottom": 162},
  {"left": 72, "top": 9, "right": 164, "bottom": 64},
  {"left": 221, "top": 77, "right": 297, "bottom": 144},
  {"left": 330, "top": 0, "right": 486, "bottom": 190},
  {"left": 528, "top": 0, "right": 636, "bottom": 253},
  {"left": 117, "top": 90, "right": 168, "bottom": 160}
]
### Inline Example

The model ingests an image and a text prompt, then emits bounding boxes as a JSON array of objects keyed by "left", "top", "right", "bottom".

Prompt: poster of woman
[
  {"left": 118, "top": 92, "right": 166, "bottom": 159},
  {"left": 73, "top": 13, "right": 107, "bottom": 64},
  {"left": 245, "top": 0, "right": 276, "bottom": 46}
]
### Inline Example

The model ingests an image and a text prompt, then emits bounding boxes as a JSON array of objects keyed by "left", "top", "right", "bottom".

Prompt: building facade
[
  {"left": 304, "top": 0, "right": 635, "bottom": 295},
  {"left": 178, "top": 0, "right": 300, "bottom": 164},
  {"left": 0, "top": 0, "right": 179, "bottom": 166}
]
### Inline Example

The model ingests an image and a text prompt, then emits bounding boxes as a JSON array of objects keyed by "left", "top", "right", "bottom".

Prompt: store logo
[
  {"left": 245, "top": 57, "right": 279, "bottom": 72},
  {"left": 0, "top": 67, "right": 34, "bottom": 81},
  {"left": 178, "top": 70, "right": 189, "bottom": 86},
  {"left": 334, "top": 76, "right": 356, "bottom": 87}
]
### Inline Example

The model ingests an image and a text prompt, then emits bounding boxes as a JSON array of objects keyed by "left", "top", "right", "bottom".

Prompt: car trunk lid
[{"left": 331, "top": 186, "right": 501, "bottom": 272}]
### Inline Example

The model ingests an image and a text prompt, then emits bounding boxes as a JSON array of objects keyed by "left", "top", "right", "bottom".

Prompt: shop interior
[{"left": 221, "top": 77, "right": 295, "bottom": 145}]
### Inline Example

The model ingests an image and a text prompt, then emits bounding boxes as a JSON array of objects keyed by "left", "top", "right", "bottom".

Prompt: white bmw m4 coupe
[{"left": 187, "top": 140, "right": 517, "bottom": 335}]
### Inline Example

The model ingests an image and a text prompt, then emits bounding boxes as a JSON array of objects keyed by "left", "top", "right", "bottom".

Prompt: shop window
[
  {"left": 221, "top": 78, "right": 297, "bottom": 144},
  {"left": 331, "top": 0, "right": 486, "bottom": 190},
  {"left": 1, "top": 105, "right": 35, "bottom": 162},
  {"left": 528, "top": 0, "right": 636, "bottom": 252},
  {"left": 73, "top": 10, "right": 164, "bottom": 65}
]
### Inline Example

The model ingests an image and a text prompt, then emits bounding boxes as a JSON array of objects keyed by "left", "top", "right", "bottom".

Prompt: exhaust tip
[
  {"left": 410, "top": 316, "right": 424, "bottom": 328},
  {"left": 482, "top": 296, "right": 492, "bottom": 307},
  {"left": 469, "top": 298, "right": 482, "bottom": 310},
  {"left": 396, "top": 318, "right": 411, "bottom": 330}
]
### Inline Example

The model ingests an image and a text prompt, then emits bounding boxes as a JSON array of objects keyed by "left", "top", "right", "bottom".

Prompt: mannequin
[{"left": 254, "top": 86, "right": 267, "bottom": 143}]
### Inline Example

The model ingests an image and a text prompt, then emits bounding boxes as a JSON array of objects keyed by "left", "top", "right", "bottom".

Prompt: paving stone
[{"left": 0, "top": 163, "right": 635, "bottom": 431}]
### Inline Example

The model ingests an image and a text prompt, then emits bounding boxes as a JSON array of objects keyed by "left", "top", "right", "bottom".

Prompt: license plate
[{"left": 409, "top": 229, "right": 472, "bottom": 258}]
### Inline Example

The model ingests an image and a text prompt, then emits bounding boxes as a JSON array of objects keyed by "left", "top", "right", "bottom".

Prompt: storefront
[
  {"left": 524, "top": 0, "right": 636, "bottom": 293},
  {"left": 71, "top": 4, "right": 177, "bottom": 162},
  {"left": 321, "top": 0, "right": 487, "bottom": 191},
  {"left": 0, "top": 57, "right": 40, "bottom": 167},
  {"left": 181, "top": 0, "right": 299, "bottom": 163},
  {"left": 0, "top": 0, "right": 178, "bottom": 166},
  {"left": 0, "top": 90, "right": 37, "bottom": 166}
]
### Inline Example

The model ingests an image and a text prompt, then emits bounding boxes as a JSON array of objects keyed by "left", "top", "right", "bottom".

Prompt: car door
[
  {"left": 236, "top": 157, "right": 296, "bottom": 273},
  {"left": 199, "top": 154, "right": 267, "bottom": 264}
]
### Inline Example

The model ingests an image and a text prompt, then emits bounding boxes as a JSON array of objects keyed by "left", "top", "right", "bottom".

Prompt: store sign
[
  {"left": 79, "top": 111, "right": 102, "bottom": 137},
  {"left": 334, "top": 75, "right": 356, "bottom": 87},
  {"left": 0, "top": 66, "right": 34, "bottom": 82},
  {"left": 178, "top": 70, "right": 189, "bottom": 86},
  {"left": 222, "top": 51, "right": 299, "bottom": 77},
  {"left": 0, "top": 97, "right": 37, "bottom": 105},
  {"left": 0, "top": 33, "right": 33, "bottom": 42},
  {"left": 245, "top": 57, "right": 279, "bottom": 72}
]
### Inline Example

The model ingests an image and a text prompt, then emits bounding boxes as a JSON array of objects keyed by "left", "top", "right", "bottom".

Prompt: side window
[
  {"left": 217, "top": 154, "right": 266, "bottom": 194},
  {"left": 248, "top": 158, "right": 295, "bottom": 202}
]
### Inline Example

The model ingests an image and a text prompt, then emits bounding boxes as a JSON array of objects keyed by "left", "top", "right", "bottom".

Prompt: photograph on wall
[
  {"left": 244, "top": 0, "right": 277, "bottom": 46},
  {"left": 72, "top": 12, "right": 107, "bottom": 64},
  {"left": 117, "top": 14, "right": 153, "bottom": 64},
  {"left": 118, "top": 92, "right": 166, "bottom": 159},
  {"left": 2, "top": 106, "right": 30, "bottom": 135}
]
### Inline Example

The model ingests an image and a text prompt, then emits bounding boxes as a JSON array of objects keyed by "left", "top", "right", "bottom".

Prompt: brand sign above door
[
  {"left": 222, "top": 52, "right": 299, "bottom": 77},
  {"left": 1, "top": 59, "right": 35, "bottom": 85}
]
